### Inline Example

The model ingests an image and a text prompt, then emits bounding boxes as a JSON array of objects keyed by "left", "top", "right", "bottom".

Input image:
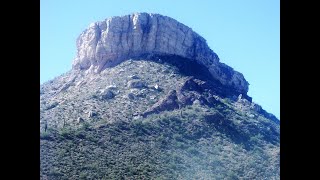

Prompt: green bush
[
  {"left": 226, "top": 171, "right": 239, "bottom": 180},
  {"left": 48, "top": 168, "right": 63, "bottom": 177},
  {"left": 59, "top": 128, "right": 74, "bottom": 139},
  {"left": 187, "top": 146, "right": 200, "bottom": 155},
  {"left": 75, "top": 130, "right": 86, "bottom": 139},
  {"left": 40, "top": 131, "right": 52, "bottom": 140}
]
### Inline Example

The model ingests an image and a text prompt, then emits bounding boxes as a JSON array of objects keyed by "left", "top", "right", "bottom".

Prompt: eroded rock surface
[{"left": 72, "top": 13, "right": 249, "bottom": 93}]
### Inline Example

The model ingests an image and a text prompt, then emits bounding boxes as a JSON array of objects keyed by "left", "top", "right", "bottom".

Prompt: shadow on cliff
[{"left": 131, "top": 54, "right": 251, "bottom": 100}]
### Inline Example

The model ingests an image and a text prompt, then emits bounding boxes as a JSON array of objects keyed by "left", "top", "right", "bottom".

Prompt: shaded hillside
[
  {"left": 40, "top": 58, "right": 279, "bottom": 179},
  {"left": 41, "top": 103, "right": 279, "bottom": 179}
]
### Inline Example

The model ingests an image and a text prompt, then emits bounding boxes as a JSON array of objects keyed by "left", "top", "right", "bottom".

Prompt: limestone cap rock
[{"left": 72, "top": 12, "right": 249, "bottom": 94}]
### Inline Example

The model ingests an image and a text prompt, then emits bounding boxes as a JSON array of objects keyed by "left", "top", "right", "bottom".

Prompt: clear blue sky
[{"left": 40, "top": 0, "right": 280, "bottom": 119}]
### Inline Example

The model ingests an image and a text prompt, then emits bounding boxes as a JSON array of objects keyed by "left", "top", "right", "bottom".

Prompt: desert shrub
[
  {"left": 187, "top": 146, "right": 200, "bottom": 155},
  {"left": 221, "top": 98, "right": 233, "bottom": 105},
  {"left": 48, "top": 168, "right": 63, "bottom": 178},
  {"left": 81, "top": 122, "right": 91, "bottom": 131},
  {"left": 226, "top": 171, "right": 239, "bottom": 180},
  {"left": 79, "top": 172, "right": 88, "bottom": 179},
  {"left": 75, "top": 129, "right": 86, "bottom": 139},
  {"left": 59, "top": 128, "right": 74, "bottom": 139},
  {"left": 40, "top": 131, "right": 52, "bottom": 140},
  {"left": 173, "top": 133, "right": 183, "bottom": 142},
  {"left": 249, "top": 133, "right": 263, "bottom": 144},
  {"left": 85, "top": 133, "right": 99, "bottom": 143}
]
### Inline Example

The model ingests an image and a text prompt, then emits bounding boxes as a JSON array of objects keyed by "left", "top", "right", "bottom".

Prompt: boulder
[
  {"left": 88, "top": 111, "right": 97, "bottom": 118},
  {"left": 127, "top": 93, "right": 135, "bottom": 100},
  {"left": 128, "top": 75, "right": 139, "bottom": 79},
  {"left": 192, "top": 99, "right": 201, "bottom": 106},
  {"left": 127, "top": 80, "right": 146, "bottom": 89},
  {"left": 77, "top": 117, "right": 85, "bottom": 123},
  {"left": 100, "top": 88, "right": 114, "bottom": 99}
]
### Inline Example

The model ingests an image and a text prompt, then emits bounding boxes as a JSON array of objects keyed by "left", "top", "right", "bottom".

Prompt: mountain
[{"left": 40, "top": 13, "right": 280, "bottom": 179}]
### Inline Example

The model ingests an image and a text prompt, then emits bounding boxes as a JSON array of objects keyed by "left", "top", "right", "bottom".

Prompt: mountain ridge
[{"left": 40, "top": 13, "right": 279, "bottom": 179}]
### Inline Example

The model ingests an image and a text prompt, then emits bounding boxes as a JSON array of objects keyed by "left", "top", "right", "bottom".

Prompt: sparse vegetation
[
  {"left": 40, "top": 105, "right": 279, "bottom": 179},
  {"left": 40, "top": 58, "right": 279, "bottom": 179}
]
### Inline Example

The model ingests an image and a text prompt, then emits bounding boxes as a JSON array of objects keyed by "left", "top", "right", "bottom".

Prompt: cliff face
[
  {"left": 72, "top": 13, "right": 249, "bottom": 94},
  {"left": 40, "top": 13, "right": 279, "bottom": 179}
]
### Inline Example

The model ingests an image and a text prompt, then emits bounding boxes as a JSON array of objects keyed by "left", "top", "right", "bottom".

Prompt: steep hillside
[{"left": 40, "top": 13, "right": 279, "bottom": 179}]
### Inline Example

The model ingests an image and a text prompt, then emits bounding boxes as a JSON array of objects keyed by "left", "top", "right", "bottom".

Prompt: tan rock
[{"left": 72, "top": 13, "right": 249, "bottom": 93}]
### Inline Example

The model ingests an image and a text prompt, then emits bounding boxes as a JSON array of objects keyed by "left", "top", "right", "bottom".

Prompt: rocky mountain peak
[
  {"left": 72, "top": 12, "right": 249, "bottom": 94},
  {"left": 41, "top": 13, "right": 279, "bottom": 179}
]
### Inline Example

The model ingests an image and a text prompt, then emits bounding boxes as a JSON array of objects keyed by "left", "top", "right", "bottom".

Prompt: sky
[{"left": 41, "top": 0, "right": 280, "bottom": 119}]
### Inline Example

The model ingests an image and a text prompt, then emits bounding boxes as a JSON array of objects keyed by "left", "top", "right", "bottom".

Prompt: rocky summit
[
  {"left": 73, "top": 12, "right": 248, "bottom": 93},
  {"left": 40, "top": 13, "right": 279, "bottom": 179}
]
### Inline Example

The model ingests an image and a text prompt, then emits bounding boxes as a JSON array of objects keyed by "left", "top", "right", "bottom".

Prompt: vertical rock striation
[{"left": 72, "top": 12, "right": 249, "bottom": 94}]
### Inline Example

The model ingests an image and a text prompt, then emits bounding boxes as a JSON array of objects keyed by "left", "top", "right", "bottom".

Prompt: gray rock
[
  {"left": 236, "top": 94, "right": 251, "bottom": 106},
  {"left": 127, "top": 93, "right": 135, "bottom": 100},
  {"left": 77, "top": 117, "right": 85, "bottom": 123},
  {"left": 105, "top": 85, "right": 117, "bottom": 90},
  {"left": 45, "top": 102, "right": 59, "bottom": 110},
  {"left": 72, "top": 13, "right": 249, "bottom": 94},
  {"left": 234, "top": 95, "right": 263, "bottom": 113},
  {"left": 100, "top": 88, "right": 114, "bottom": 99},
  {"left": 88, "top": 111, "right": 97, "bottom": 118},
  {"left": 127, "top": 80, "right": 146, "bottom": 89},
  {"left": 57, "top": 76, "right": 77, "bottom": 93},
  {"left": 149, "top": 95, "right": 156, "bottom": 100},
  {"left": 133, "top": 115, "right": 142, "bottom": 120},
  {"left": 250, "top": 102, "right": 262, "bottom": 112},
  {"left": 247, "top": 113, "right": 255, "bottom": 118},
  {"left": 128, "top": 75, "right": 139, "bottom": 79},
  {"left": 192, "top": 99, "right": 201, "bottom": 106}
]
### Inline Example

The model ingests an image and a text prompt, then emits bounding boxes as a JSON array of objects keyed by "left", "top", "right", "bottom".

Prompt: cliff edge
[{"left": 72, "top": 13, "right": 249, "bottom": 93}]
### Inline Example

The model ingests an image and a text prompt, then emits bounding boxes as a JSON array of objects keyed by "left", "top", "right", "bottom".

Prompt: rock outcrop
[
  {"left": 143, "top": 90, "right": 180, "bottom": 117},
  {"left": 100, "top": 88, "right": 114, "bottom": 99},
  {"left": 72, "top": 12, "right": 249, "bottom": 94}
]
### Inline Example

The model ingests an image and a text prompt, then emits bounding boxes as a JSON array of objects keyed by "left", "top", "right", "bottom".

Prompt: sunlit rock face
[{"left": 72, "top": 13, "right": 249, "bottom": 93}]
